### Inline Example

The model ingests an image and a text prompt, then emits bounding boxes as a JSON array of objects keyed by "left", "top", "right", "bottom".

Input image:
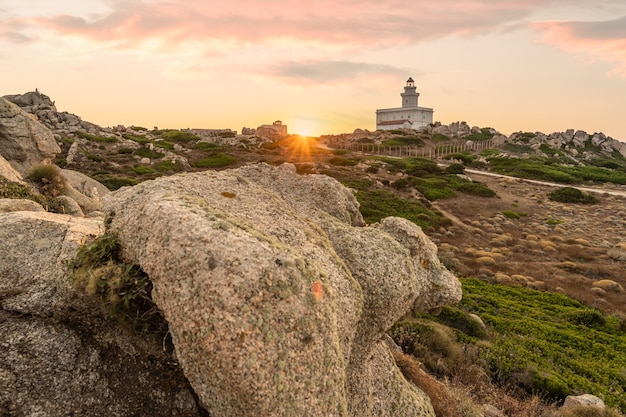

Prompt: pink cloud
[
  {"left": 533, "top": 16, "right": 626, "bottom": 76},
  {"left": 28, "top": 0, "right": 545, "bottom": 51}
]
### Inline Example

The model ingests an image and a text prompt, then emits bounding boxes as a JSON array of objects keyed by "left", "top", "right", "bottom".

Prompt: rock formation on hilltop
[
  {"left": 0, "top": 97, "right": 61, "bottom": 175},
  {"left": 103, "top": 163, "right": 461, "bottom": 417},
  {"left": 4, "top": 91, "right": 101, "bottom": 137}
]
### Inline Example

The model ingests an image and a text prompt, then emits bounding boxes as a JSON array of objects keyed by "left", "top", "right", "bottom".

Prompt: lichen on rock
[{"left": 103, "top": 162, "right": 462, "bottom": 417}]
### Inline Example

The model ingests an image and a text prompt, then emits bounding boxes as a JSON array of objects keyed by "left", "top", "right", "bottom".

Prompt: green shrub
[
  {"left": 122, "top": 134, "right": 151, "bottom": 144},
  {"left": 26, "top": 164, "right": 67, "bottom": 197},
  {"left": 0, "top": 176, "right": 33, "bottom": 199},
  {"left": 133, "top": 165, "right": 156, "bottom": 175},
  {"left": 391, "top": 178, "right": 412, "bottom": 189},
  {"left": 445, "top": 163, "right": 465, "bottom": 174},
  {"left": 75, "top": 131, "right": 118, "bottom": 143},
  {"left": 195, "top": 141, "right": 221, "bottom": 151},
  {"left": 192, "top": 153, "right": 237, "bottom": 168},
  {"left": 153, "top": 140, "right": 175, "bottom": 150},
  {"left": 117, "top": 148, "right": 134, "bottom": 154},
  {"left": 156, "top": 160, "right": 185, "bottom": 172},
  {"left": 502, "top": 210, "right": 526, "bottom": 219},
  {"left": 134, "top": 147, "right": 164, "bottom": 159},
  {"left": 432, "top": 133, "right": 450, "bottom": 142},
  {"left": 548, "top": 187, "right": 597, "bottom": 204},
  {"left": 71, "top": 233, "right": 167, "bottom": 335},
  {"left": 97, "top": 176, "right": 138, "bottom": 190},
  {"left": 435, "top": 306, "right": 488, "bottom": 339},
  {"left": 329, "top": 157, "right": 359, "bottom": 166},
  {"left": 412, "top": 177, "right": 456, "bottom": 200},
  {"left": 454, "top": 181, "right": 496, "bottom": 197},
  {"left": 158, "top": 130, "right": 200, "bottom": 143}
]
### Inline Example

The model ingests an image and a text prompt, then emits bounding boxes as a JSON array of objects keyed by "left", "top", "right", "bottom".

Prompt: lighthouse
[{"left": 376, "top": 78, "right": 434, "bottom": 131}]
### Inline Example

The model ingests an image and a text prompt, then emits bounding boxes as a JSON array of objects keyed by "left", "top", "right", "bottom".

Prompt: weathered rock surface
[
  {"left": 562, "top": 393, "right": 605, "bottom": 410},
  {"left": 103, "top": 163, "right": 462, "bottom": 417},
  {"left": 0, "top": 211, "right": 207, "bottom": 417},
  {"left": 0, "top": 198, "right": 44, "bottom": 213},
  {"left": 0, "top": 97, "right": 60, "bottom": 175},
  {"left": 0, "top": 154, "right": 23, "bottom": 183}
]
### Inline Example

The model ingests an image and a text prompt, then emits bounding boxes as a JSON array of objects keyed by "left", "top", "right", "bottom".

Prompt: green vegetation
[
  {"left": 26, "top": 164, "right": 67, "bottom": 197},
  {"left": 391, "top": 279, "right": 626, "bottom": 411},
  {"left": 156, "top": 160, "right": 185, "bottom": 172},
  {"left": 133, "top": 165, "right": 156, "bottom": 175},
  {"left": 156, "top": 130, "right": 200, "bottom": 143},
  {"left": 195, "top": 141, "right": 222, "bottom": 152},
  {"left": 75, "top": 131, "right": 118, "bottom": 143},
  {"left": 501, "top": 210, "right": 527, "bottom": 219},
  {"left": 328, "top": 156, "right": 359, "bottom": 166},
  {"left": 153, "top": 140, "right": 175, "bottom": 150},
  {"left": 381, "top": 135, "right": 424, "bottom": 147},
  {"left": 548, "top": 187, "right": 597, "bottom": 204},
  {"left": 95, "top": 175, "right": 138, "bottom": 191},
  {"left": 466, "top": 127, "right": 494, "bottom": 141},
  {"left": 122, "top": 133, "right": 151, "bottom": 144},
  {"left": 431, "top": 133, "right": 450, "bottom": 142},
  {"left": 1, "top": 175, "right": 35, "bottom": 199},
  {"left": 134, "top": 147, "right": 165, "bottom": 159},
  {"left": 443, "top": 152, "right": 475, "bottom": 165},
  {"left": 503, "top": 143, "right": 534, "bottom": 154},
  {"left": 546, "top": 218, "right": 564, "bottom": 225},
  {"left": 71, "top": 232, "right": 167, "bottom": 335},
  {"left": 192, "top": 153, "right": 237, "bottom": 168}
]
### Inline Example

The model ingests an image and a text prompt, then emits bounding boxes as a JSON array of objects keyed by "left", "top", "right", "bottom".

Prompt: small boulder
[
  {"left": 0, "top": 198, "right": 45, "bottom": 213},
  {"left": 562, "top": 394, "right": 605, "bottom": 410}
]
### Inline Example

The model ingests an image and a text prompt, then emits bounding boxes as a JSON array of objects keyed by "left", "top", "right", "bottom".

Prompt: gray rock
[
  {"left": 0, "top": 154, "right": 23, "bottom": 183},
  {"left": 562, "top": 394, "right": 605, "bottom": 410},
  {"left": 0, "top": 198, "right": 45, "bottom": 213},
  {"left": 52, "top": 195, "right": 84, "bottom": 216},
  {"left": 0, "top": 211, "right": 207, "bottom": 416},
  {"left": 0, "top": 97, "right": 61, "bottom": 175},
  {"left": 103, "top": 163, "right": 461, "bottom": 417},
  {"left": 0, "top": 211, "right": 103, "bottom": 316}
]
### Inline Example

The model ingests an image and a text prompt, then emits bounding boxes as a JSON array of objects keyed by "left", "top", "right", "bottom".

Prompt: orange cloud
[{"left": 533, "top": 16, "right": 626, "bottom": 77}]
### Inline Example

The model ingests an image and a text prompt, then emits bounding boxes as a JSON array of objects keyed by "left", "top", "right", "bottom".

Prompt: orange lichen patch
[
  {"left": 221, "top": 191, "right": 236, "bottom": 198},
  {"left": 311, "top": 281, "right": 324, "bottom": 301},
  {"left": 421, "top": 258, "right": 430, "bottom": 269}
]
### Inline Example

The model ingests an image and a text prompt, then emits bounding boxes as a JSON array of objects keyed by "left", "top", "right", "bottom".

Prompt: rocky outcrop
[
  {"left": 0, "top": 97, "right": 61, "bottom": 175},
  {"left": 3, "top": 91, "right": 101, "bottom": 136},
  {"left": 103, "top": 163, "right": 461, "bottom": 417},
  {"left": 0, "top": 211, "right": 206, "bottom": 416}
]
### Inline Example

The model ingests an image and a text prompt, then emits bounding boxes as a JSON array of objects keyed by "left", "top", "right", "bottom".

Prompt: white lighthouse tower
[{"left": 376, "top": 78, "right": 434, "bottom": 131}]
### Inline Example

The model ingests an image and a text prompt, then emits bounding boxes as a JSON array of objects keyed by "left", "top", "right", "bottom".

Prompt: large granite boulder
[
  {"left": 0, "top": 211, "right": 206, "bottom": 416},
  {"left": 0, "top": 97, "right": 61, "bottom": 175},
  {"left": 103, "top": 163, "right": 462, "bottom": 417}
]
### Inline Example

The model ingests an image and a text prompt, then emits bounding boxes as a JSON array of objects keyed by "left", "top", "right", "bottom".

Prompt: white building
[{"left": 376, "top": 78, "right": 434, "bottom": 131}]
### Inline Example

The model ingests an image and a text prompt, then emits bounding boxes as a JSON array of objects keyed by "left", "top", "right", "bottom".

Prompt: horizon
[{"left": 1, "top": 1, "right": 625, "bottom": 140}]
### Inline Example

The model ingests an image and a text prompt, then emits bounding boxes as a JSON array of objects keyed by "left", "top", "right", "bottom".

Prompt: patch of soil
[{"left": 432, "top": 172, "right": 626, "bottom": 314}]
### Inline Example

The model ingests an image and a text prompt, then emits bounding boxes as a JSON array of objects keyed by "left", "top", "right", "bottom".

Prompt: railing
[{"left": 324, "top": 136, "right": 506, "bottom": 160}]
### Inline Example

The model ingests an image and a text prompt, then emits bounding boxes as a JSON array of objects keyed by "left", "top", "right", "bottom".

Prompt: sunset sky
[{"left": 1, "top": 1, "right": 626, "bottom": 139}]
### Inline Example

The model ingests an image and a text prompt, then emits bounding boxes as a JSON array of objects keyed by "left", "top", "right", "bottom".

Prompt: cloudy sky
[{"left": 1, "top": 0, "right": 626, "bottom": 138}]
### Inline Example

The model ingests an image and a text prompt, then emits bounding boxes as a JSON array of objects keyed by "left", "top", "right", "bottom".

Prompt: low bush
[
  {"left": 192, "top": 153, "right": 237, "bottom": 168},
  {"left": 502, "top": 210, "right": 527, "bottom": 219},
  {"left": 133, "top": 165, "right": 156, "bottom": 175},
  {"left": 134, "top": 147, "right": 165, "bottom": 159},
  {"left": 328, "top": 157, "right": 359, "bottom": 166},
  {"left": 195, "top": 142, "right": 221, "bottom": 152},
  {"left": 158, "top": 130, "right": 200, "bottom": 143},
  {"left": 548, "top": 187, "right": 597, "bottom": 204},
  {"left": 96, "top": 176, "right": 138, "bottom": 190},
  {"left": 75, "top": 131, "right": 118, "bottom": 143},
  {"left": 71, "top": 232, "right": 167, "bottom": 335},
  {"left": 26, "top": 164, "right": 66, "bottom": 197},
  {"left": 156, "top": 160, "right": 185, "bottom": 172},
  {"left": 0, "top": 175, "right": 34, "bottom": 199}
]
